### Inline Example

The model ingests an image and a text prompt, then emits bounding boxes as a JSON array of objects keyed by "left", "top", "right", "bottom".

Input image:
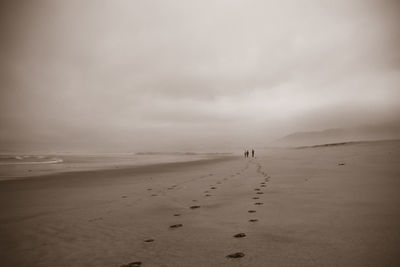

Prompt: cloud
[{"left": 0, "top": 0, "right": 399, "bottom": 151}]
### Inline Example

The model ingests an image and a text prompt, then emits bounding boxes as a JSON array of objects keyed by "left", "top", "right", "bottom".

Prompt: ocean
[{"left": 0, "top": 152, "right": 225, "bottom": 181}]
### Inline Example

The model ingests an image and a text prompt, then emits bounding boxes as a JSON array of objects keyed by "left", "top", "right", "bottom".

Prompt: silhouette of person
[{"left": 252, "top": 149, "right": 254, "bottom": 158}]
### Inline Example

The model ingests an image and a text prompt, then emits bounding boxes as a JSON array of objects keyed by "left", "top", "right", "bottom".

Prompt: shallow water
[{"left": 0, "top": 152, "right": 221, "bottom": 180}]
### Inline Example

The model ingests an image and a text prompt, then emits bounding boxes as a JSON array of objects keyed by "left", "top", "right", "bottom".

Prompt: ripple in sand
[
  {"left": 226, "top": 252, "right": 245, "bottom": 259},
  {"left": 120, "top": 261, "right": 142, "bottom": 267},
  {"left": 169, "top": 224, "right": 183, "bottom": 229},
  {"left": 233, "top": 233, "right": 246, "bottom": 238}
]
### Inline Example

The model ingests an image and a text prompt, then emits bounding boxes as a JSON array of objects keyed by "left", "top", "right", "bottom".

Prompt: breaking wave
[{"left": 0, "top": 155, "right": 64, "bottom": 165}]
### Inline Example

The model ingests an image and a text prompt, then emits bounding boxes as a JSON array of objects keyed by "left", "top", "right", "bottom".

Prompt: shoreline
[
  {"left": 0, "top": 154, "right": 236, "bottom": 183},
  {"left": 1, "top": 141, "right": 399, "bottom": 266}
]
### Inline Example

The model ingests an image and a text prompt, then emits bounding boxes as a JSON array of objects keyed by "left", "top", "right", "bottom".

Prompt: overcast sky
[{"left": 1, "top": 0, "right": 399, "bottom": 152}]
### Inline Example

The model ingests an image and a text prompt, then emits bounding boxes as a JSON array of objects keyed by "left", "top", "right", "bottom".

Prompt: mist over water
[{"left": 1, "top": 0, "right": 399, "bottom": 153}]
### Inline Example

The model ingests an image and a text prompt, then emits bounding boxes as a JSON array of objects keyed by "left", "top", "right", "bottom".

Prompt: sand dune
[
  {"left": 272, "top": 124, "right": 400, "bottom": 147},
  {"left": 1, "top": 141, "right": 400, "bottom": 266}
]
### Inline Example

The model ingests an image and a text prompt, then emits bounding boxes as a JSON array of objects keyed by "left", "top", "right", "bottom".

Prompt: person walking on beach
[{"left": 252, "top": 149, "right": 255, "bottom": 158}]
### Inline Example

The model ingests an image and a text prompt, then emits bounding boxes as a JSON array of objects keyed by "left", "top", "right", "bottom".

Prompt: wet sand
[{"left": 1, "top": 141, "right": 400, "bottom": 266}]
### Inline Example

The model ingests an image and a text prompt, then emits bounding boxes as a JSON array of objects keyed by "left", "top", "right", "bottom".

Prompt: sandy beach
[
  {"left": 2, "top": 1, "right": 400, "bottom": 266},
  {"left": 1, "top": 140, "right": 399, "bottom": 266}
]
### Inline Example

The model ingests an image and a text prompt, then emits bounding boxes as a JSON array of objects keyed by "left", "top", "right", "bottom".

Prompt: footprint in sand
[
  {"left": 173, "top": 214, "right": 181, "bottom": 216},
  {"left": 254, "top": 202, "right": 263, "bottom": 205},
  {"left": 190, "top": 205, "right": 201, "bottom": 209},
  {"left": 261, "top": 182, "right": 266, "bottom": 184},
  {"left": 121, "top": 196, "right": 127, "bottom": 198},
  {"left": 204, "top": 190, "right": 209, "bottom": 193},
  {"left": 169, "top": 224, "right": 183, "bottom": 229},
  {"left": 226, "top": 252, "right": 245, "bottom": 259},
  {"left": 261, "top": 185, "right": 266, "bottom": 187},
  {"left": 192, "top": 200, "right": 197, "bottom": 202},
  {"left": 88, "top": 217, "right": 103, "bottom": 222},
  {"left": 147, "top": 188, "right": 152, "bottom": 191},
  {"left": 256, "top": 192, "right": 264, "bottom": 195},
  {"left": 144, "top": 239, "right": 154, "bottom": 242},
  {"left": 249, "top": 219, "right": 258, "bottom": 222},
  {"left": 151, "top": 194, "right": 158, "bottom": 197},
  {"left": 248, "top": 210, "right": 256, "bottom": 213},
  {"left": 254, "top": 188, "right": 260, "bottom": 191},
  {"left": 120, "top": 261, "right": 142, "bottom": 267},
  {"left": 205, "top": 194, "right": 211, "bottom": 197},
  {"left": 210, "top": 187, "right": 217, "bottom": 189},
  {"left": 252, "top": 197, "right": 259, "bottom": 200},
  {"left": 233, "top": 233, "right": 246, "bottom": 238},
  {"left": 217, "top": 182, "right": 221, "bottom": 184}
]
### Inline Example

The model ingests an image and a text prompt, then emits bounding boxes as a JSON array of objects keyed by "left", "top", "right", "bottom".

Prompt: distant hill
[{"left": 272, "top": 123, "right": 400, "bottom": 147}]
